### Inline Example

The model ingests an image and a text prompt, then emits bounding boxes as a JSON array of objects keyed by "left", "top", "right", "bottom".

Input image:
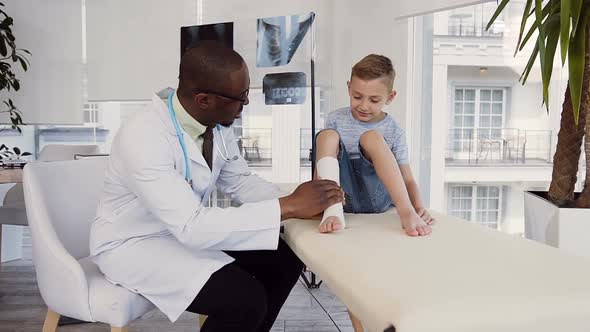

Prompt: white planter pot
[{"left": 524, "top": 191, "right": 590, "bottom": 258}]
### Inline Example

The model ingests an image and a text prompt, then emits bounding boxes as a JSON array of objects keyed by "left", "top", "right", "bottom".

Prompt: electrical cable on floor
[
  {"left": 326, "top": 290, "right": 338, "bottom": 315},
  {"left": 298, "top": 277, "right": 342, "bottom": 332}
]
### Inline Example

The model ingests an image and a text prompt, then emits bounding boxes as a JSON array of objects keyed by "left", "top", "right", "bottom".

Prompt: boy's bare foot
[
  {"left": 400, "top": 211, "right": 431, "bottom": 237},
  {"left": 319, "top": 216, "right": 344, "bottom": 233},
  {"left": 416, "top": 207, "right": 435, "bottom": 225}
]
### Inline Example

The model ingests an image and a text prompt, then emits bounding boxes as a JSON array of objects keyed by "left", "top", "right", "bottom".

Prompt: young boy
[
  {"left": 315, "top": 53, "right": 435, "bottom": 332},
  {"left": 315, "top": 54, "right": 435, "bottom": 236}
]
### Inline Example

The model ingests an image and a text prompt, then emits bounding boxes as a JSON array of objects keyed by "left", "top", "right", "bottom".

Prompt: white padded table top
[{"left": 282, "top": 211, "right": 590, "bottom": 332}]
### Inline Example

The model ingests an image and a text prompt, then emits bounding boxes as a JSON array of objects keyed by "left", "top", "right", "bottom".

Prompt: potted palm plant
[{"left": 488, "top": 0, "right": 590, "bottom": 256}]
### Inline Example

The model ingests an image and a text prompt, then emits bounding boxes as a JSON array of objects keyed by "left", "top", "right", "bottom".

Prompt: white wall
[
  {"left": 501, "top": 183, "right": 527, "bottom": 234},
  {"left": 330, "top": 0, "right": 409, "bottom": 129},
  {"left": 433, "top": 10, "right": 450, "bottom": 35},
  {"left": 430, "top": 64, "right": 449, "bottom": 211}
]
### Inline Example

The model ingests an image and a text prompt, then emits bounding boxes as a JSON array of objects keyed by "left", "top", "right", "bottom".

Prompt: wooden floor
[{"left": 0, "top": 260, "right": 354, "bottom": 332}]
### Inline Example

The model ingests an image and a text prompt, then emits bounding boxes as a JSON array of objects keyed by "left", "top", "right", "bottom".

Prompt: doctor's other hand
[{"left": 279, "top": 180, "right": 344, "bottom": 221}]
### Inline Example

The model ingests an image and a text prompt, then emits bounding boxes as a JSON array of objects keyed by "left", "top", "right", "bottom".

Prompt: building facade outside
[{"left": 430, "top": 0, "right": 570, "bottom": 235}]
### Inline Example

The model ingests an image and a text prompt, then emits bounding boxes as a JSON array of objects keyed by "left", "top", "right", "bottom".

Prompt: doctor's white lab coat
[{"left": 90, "top": 93, "right": 284, "bottom": 322}]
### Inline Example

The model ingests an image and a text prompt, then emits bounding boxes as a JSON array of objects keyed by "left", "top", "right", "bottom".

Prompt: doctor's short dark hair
[{"left": 177, "top": 41, "right": 245, "bottom": 98}]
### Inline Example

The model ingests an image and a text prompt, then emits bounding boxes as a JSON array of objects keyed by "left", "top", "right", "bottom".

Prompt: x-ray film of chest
[{"left": 256, "top": 13, "right": 315, "bottom": 67}]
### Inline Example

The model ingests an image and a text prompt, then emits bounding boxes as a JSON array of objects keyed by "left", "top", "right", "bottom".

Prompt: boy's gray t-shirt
[{"left": 325, "top": 107, "right": 409, "bottom": 165}]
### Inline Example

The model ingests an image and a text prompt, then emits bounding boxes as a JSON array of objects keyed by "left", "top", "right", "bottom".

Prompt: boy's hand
[{"left": 415, "top": 207, "right": 435, "bottom": 225}]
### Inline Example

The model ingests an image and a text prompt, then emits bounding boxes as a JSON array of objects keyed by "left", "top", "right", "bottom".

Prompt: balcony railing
[
  {"left": 443, "top": 3, "right": 504, "bottom": 39},
  {"left": 235, "top": 128, "right": 272, "bottom": 166},
  {"left": 232, "top": 128, "right": 316, "bottom": 167},
  {"left": 447, "top": 22, "right": 503, "bottom": 38},
  {"left": 446, "top": 128, "right": 552, "bottom": 166}
]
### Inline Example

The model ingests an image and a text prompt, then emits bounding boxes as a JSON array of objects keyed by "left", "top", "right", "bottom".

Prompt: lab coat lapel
[
  {"left": 152, "top": 93, "right": 210, "bottom": 170},
  {"left": 152, "top": 93, "right": 213, "bottom": 198}
]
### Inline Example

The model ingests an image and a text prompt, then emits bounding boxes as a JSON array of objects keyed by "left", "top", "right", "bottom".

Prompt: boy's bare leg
[
  {"left": 348, "top": 310, "right": 364, "bottom": 332},
  {"left": 315, "top": 130, "right": 345, "bottom": 233},
  {"left": 359, "top": 130, "right": 431, "bottom": 236}
]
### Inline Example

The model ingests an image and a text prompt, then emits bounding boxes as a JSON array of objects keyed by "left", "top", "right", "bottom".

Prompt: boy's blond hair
[{"left": 351, "top": 54, "right": 395, "bottom": 90}]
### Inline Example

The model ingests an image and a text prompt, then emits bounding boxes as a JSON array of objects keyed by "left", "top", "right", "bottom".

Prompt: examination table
[{"left": 282, "top": 211, "right": 590, "bottom": 332}]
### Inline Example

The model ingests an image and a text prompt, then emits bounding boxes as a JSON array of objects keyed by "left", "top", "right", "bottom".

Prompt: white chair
[
  {"left": 1, "top": 144, "right": 101, "bottom": 227},
  {"left": 23, "top": 158, "right": 154, "bottom": 332}
]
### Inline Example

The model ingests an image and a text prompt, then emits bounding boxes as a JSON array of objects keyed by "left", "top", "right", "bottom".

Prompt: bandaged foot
[{"left": 317, "top": 156, "right": 346, "bottom": 233}]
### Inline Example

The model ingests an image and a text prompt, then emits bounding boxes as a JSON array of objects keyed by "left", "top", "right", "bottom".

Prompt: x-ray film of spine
[
  {"left": 180, "top": 22, "right": 234, "bottom": 56},
  {"left": 256, "top": 13, "right": 315, "bottom": 67},
  {"left": 263, "top": 72, "right": 306, "bottom": 105}
]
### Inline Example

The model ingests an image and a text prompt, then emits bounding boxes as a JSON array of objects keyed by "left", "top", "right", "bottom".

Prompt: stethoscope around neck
[{"left": 167, "top": 89, "right": 238, "bottom": 188}]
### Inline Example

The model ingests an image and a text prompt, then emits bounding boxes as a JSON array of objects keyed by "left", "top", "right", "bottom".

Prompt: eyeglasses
[{"left": 193, "top": 88, "right": 249, "bottom": 104}]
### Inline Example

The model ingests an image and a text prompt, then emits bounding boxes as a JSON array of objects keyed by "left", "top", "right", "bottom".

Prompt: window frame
[
  {"left": 447, "top": 184, "right": 503, "bottom": 229},
  {"left": 449, "top": 85, "right": 508, "bottom": 158}
]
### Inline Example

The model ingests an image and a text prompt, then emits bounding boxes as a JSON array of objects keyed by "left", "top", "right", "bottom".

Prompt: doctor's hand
[{"left": 279, "top": 180, "right": 344, "bottom": 221}]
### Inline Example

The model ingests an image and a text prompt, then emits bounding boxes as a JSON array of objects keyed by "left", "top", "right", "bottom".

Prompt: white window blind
[
  {"left": 3, "top": 0, "right": 83, "bottom": 124},
  {"left": 86, "top": 0, "right": 192, "bottom": 101}
]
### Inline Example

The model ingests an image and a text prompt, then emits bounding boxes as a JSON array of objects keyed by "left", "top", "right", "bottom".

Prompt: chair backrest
[
  {"left": 74, "top": 153, "right": 110, "bottom": 160},
  {"left": 23, "top": 158, "right": 107, "bottom": 320},
  {"left": 2, "top": 144, "right": 102, "bottom": 218},
  {"left": 24, "top": 158, "right": 108, "bottom": 259},
  {"left": 38, "top": 144, "right": 100, "bottom": 162}
]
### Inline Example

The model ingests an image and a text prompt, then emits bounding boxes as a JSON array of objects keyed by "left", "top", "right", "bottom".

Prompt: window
[
  {"left": 452, "top": 88, "right": 475, "bottom": 152},
  {"left": 83, "top": 103, "right": 100, "bottom": 124},
  {"left": 448, "top": 184, "right": 502, "bottom": 229},
  {"left": 477, "top": 88, "right": 505, "bottom": 139},
  {"left": 448, "top": 185, "right": 473, "bottom": 221},
  {"left": 452, "top": 87, "right": 506, "bottom": 152}
]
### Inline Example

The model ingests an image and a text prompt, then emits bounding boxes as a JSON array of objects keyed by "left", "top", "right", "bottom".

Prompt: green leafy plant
[
  {"left": 0, "top": 143, "right": 31, "bottom": 160},
  {"left": 488, "top": 0, "right": 590, "bottom": 207},
  {"left": 0, "top": 1, "right": 30, "bottom": 133}
]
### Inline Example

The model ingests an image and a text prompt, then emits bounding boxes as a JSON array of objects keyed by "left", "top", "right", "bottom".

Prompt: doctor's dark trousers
[{"left": 186, "top": 238, "right": 304, "bottom": 332}]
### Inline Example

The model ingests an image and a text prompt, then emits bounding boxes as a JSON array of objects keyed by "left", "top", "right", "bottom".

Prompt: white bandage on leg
[{"left": 317, "top": 156, "right": 346, "bottom": 229}]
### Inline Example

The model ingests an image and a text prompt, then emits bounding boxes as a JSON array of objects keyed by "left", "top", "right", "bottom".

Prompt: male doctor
[{"left": 89, "top": 42, "right": 343, "bottom": 332}]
